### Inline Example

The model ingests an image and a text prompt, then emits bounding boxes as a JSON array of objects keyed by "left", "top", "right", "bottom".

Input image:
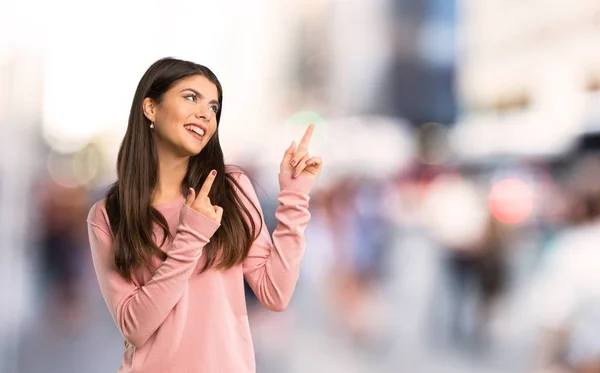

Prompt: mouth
[{"left": 184, "top": 123, "right": 207, "bottom": 141}]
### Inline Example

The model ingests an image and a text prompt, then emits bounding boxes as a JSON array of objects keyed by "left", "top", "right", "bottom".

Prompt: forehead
[{"left": 171, "top": 75, "right": 219, "bottom": 100}]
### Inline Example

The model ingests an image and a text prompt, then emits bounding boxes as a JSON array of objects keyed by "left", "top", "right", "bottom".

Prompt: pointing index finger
[
  {"left": 199, "top": 170, "right": 217, "bottom": 197},
  {"left": 298, "top": 124, "right": 315, "bottom": 149}
]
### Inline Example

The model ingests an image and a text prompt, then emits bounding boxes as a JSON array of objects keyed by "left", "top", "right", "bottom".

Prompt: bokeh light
[{"left": 489, "top": 178, "right": 534, "bottom": 224}]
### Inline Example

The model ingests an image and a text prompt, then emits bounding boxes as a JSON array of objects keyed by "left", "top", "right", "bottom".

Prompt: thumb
[
  {"left": 185, "top": 188, "right": 195, "bottom": 206},
  {"left": 282, "top": 141, "right": 296, "bottom": 163},
  {"left": 214, "top": 205, "right": 224, "bottom": 223}
]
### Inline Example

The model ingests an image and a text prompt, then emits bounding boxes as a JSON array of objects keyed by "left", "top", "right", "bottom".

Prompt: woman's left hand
[{"left": 281, "top": 124, "right": 323, "bottom": 179}]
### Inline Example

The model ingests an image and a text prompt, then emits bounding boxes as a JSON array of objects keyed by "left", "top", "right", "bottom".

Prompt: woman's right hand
[{"left": 185, "top": 170, "right": 223, "bottom": 224}]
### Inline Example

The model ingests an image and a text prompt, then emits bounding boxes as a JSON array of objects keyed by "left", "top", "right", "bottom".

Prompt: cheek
[
  {"left": 209, "top": 120, "right": 218, "bottom": 136},
  {"left": 170, "top": 103, "right": 193, "bottom": 123},
  {"left": 156, "top": 107, "right": 189, "bottom": 138}
]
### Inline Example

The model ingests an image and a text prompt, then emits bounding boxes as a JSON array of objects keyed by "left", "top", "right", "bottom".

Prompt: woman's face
[{"left": 145, "top": 74, "right": 220, "bottom": 157}]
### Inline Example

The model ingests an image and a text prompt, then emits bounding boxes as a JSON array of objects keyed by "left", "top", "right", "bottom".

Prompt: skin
[
  {"left": 142, "top": 74, "right": 323, "bottom": 224},
  {"left": 142, "top": 75, "right": 219, "bottom": 209}
]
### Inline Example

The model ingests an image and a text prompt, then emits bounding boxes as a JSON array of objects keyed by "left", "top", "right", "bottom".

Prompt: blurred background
[{"left": 1, "top": 0, "right": 600, "bottom": 372}]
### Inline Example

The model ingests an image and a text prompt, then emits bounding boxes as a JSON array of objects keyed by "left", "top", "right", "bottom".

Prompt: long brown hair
[{"left": 105, "top": 57, "right": 261, "bottom": 280}]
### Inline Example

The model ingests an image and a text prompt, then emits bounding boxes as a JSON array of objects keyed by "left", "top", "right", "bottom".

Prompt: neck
[{"left": 153, "top": 149, "right": 189, "bottom": 205}]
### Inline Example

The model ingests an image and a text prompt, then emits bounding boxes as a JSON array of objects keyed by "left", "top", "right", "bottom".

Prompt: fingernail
[
  {"left": 290, "top": 160, "right": 297, "bottom": 166},
  {"left": 211, "top": 170, "right": 217, "bottom": 176},
  {"left": 293, "top": 171, "right": 299, "bottom": 178}
]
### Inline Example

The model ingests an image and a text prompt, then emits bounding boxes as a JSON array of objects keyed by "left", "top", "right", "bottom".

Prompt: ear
[{"left": 142, "top": 97, "right": 156, "bottom": 123}]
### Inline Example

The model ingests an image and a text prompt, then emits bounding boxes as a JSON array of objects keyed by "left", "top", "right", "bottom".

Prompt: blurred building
[
  {"left": 0, "top": 51, "right": 45, "bottom": 373},
  {"left": 377, "top": 0, "right": 457, "bottom": 126},
  {"left": 288, "top": 0, "right": 457, "bottom": 127},
  {"left": 454, "top": 0, "right": 600, "bottom": 160}
]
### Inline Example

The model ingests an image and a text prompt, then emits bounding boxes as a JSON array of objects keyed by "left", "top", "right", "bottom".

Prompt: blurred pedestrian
[
  {"left": 37, "top": 177, "right": 90, "bottom": 333},
  {"left": 532, "top": 190, "right": 600, "bottom": 373}
]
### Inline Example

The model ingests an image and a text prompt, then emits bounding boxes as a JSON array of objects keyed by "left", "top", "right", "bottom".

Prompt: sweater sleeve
[
  {"left": 86, "top": 202, "right": 220, "bottom": 347},
  {"left": 236, "top": 171, "right": 315, "bottom": 311}
]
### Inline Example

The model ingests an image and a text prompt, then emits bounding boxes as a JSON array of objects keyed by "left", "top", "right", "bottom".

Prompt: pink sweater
[{"left": 86, "top": 170, "right": 314, "bottom": 373}]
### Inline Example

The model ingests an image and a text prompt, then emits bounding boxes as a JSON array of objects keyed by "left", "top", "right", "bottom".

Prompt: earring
[{"left": 150, "top": 122, "right": 155, "bottom": 129}]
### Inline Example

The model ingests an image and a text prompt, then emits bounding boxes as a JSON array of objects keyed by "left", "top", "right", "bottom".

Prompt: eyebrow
[{"left": 180, "top": 88, "right": 219, "bottom": 106}]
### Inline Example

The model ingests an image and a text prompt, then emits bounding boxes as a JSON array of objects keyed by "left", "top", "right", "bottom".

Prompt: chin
[
  {"left": 180, "top": 136, "right": 207, "bottom": 155},
  {"left": 182, "top": 144, "right": 204, "bottom": 157},
  {"left": 170, "top": 141, "right": 201, "bottom": 157}
]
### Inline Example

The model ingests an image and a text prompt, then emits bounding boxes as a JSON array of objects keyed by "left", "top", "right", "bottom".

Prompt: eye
[
  {"left": 184, "top": 93, "right": 197, "bottom": 102},
  {"left": 209, "top": 104, "right": 220, "bottom": 113}
]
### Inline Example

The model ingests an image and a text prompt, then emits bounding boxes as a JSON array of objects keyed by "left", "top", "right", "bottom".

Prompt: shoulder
[
  {"left": 225, "top": 165, "right": 248, "bottom": 179},
  {"left": 225, "top": 165, "right": 263, "bottom": 207},
  {"left": 87, "top": 198, "right": 112, "bottom": 235},
  {"left": 225, "top": 165, "right": 254, "bottom": 188}
]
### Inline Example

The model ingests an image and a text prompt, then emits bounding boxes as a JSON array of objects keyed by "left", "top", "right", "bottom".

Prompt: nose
[
  {"left": 195, "top": 112, "right": 209, "bottom": 121},
  {"left": 195, "top": 107, "right": 212, "bottom": 121}
]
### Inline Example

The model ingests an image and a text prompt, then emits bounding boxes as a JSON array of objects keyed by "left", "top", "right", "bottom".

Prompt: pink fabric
[{"left": 87, "top": 170, "right": 314, "bottom": 373}]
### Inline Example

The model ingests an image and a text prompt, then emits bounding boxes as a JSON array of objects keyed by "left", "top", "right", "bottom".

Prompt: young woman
[{"left": 86, "top": 57, "right": 322, "bottom": 373}]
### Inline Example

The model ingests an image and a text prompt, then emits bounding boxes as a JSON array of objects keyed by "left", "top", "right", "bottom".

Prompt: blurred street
[
  {"left": 15, "top": 219, "right": 536, "bottom": 372},
  {"left": 2, "top": 0, "right": 600, "bottom": 372}
]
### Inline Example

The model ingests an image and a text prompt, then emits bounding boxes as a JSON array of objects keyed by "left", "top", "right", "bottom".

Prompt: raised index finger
[
  {"left": 199, "top": 170, "right": 217, "bottom": 197},
  {"left": 298, "top": 124, "right": 315, "bottom": 149}
]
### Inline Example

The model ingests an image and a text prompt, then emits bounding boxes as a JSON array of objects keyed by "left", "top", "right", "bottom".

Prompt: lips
[{"left": 184, "top": 123, "right": 206, "bottom": 140}]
